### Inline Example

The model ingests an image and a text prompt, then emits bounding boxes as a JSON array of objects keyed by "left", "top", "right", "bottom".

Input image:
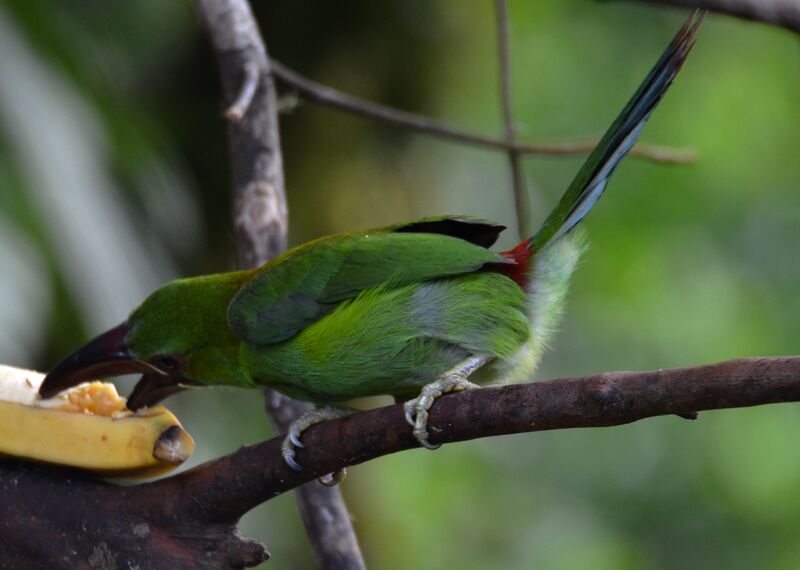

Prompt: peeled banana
[{"left": 0, "top": 364, "right": 194, "bottom": 478}]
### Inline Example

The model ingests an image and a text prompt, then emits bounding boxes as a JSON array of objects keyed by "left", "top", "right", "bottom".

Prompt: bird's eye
[{"left": 154, "top": 355, "right": 182, "bottom": 374}]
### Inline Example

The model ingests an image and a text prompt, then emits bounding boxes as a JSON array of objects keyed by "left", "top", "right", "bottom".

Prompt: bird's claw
[
  {"left": 405, "top": 357, "right": 486, "bottom": 450},
  {"left": 403, "top": 403, "right": 415, "bottom": 427},
  {"left": 280, "top": 406, "right": 353, "bottom": 484},
  {"left": 283, "top": 450, "right": 303, "bottom": 472},
  {"left": 283, "top": 448, "right": 341, "bottom": 484},
  {"left": 406, "top": 398, "right": 439, "bottom": 449},
  {"left": 418, "top": 436, "right": 440, "bottom": 451},
  {"left": 289, "top": 431, "right": 305, "bottom": 448}
]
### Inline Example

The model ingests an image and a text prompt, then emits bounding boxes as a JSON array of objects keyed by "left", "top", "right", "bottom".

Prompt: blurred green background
[{"left": 1, "top": 1, "right": 799, "bottom": 568}]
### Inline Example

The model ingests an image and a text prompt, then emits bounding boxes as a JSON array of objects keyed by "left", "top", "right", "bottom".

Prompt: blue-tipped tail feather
[
  {"left": 497, "top": 13, "right": 702, "bottom": 385},
  {"left": 530, "top": 12, "right": 703, "bottom": 250}
]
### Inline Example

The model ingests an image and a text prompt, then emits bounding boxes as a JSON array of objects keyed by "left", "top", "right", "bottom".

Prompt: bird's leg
[
  {"left": 282, "top": 406, "right": 353, "bottom": 485},
  {"left": 404, "top": 355, "right": 489, "bottom": 450}
]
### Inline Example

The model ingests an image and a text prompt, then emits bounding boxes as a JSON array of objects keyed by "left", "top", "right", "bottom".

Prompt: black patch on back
[{"left": 393, "top": 218, "right": 506, "bottom": 248}]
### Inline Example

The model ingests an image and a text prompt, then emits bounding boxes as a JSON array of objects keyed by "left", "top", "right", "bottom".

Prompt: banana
[{"left": 0, "top": 364, "right": 194, "bottom": 478}]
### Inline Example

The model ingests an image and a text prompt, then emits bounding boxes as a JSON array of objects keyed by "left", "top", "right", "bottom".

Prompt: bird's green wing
[{"left": 227, "top": 219, "right": 511, "bottom": 345}]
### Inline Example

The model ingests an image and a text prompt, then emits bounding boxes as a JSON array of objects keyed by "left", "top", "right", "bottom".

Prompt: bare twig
[
  {"left": 269, "top": 59, "right": 695, "bottom": 165},
  {"left": 195, "top": 1, "right": 365, "bottom": 568},
  {"left": 225, "top": 58, "right": 260, "bottom": 121},
  {"left": 494, "top": 0, "right": 529, "bottom": 236},
  {"left": 617, "top": 0, "right": 800, "bottom": 35}
]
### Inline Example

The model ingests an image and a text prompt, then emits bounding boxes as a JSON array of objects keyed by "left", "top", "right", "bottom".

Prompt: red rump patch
[{"left": 498, "top": 238, "right": 534, "bottom": 288}]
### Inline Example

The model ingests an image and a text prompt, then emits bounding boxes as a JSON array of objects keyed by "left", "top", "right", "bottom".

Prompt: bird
[{"left": 40, "top": 13, "right": 701, "bottom": 473}]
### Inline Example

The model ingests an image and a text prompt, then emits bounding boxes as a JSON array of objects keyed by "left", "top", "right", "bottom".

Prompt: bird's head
[{"left": 39, "top": 274, "right": 250, "bottom": 409}]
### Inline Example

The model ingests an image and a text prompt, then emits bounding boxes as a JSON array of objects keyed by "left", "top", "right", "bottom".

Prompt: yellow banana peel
[{"left": 0, "top": 364, "right": 194, "bottom": 478}]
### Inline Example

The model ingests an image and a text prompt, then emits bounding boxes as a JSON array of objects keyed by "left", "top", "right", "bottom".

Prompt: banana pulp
[{"left": 0, "top": 365, "right": 194, "bottom": 478}]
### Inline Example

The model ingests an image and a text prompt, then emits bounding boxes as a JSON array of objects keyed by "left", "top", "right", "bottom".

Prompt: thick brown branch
[
  {"left": 0, "top": 462, "right": 269, "bottom": 569},
  {"left": 5, "top": 357, "right": 799, "bottom": 567},
  {"left": 269, "top": 59, "right": 696, "bottom": 165},
  {"left": 618, "top": 0, "right": 800, "bottom": 35},
  {"left": 147, "top": 356, "right": 800, "bottom": 521},
  {"left": 195, "top": 0, "right": 365, "bottom": 568}
]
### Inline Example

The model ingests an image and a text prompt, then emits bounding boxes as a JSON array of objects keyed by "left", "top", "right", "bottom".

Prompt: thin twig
[
  {"left": 149, "top": 355, "right": 800, "bottom": 521},
  {"left": 618, "top": 0, "right": 800, "bottom": 35},
  {"left": 269, "top": 59, "right": 696, "bottom": 165},
  {"left": 225, "top": 58, "right": 260, "bottom": 121},
  {"left": 494, "top": 0, "right": 529, "bottom": 236}
]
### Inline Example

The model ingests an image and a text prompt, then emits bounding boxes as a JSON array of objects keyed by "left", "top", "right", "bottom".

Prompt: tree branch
[
  {"left": 615, "top": 0, "right": 800, "bottom": 35},
  {"left": 5, "top": 355, "right": 800, "bottom": 568},
  {"left": 146, "top": 356, "right": 800, "bottom": 520},
  {"left": 195, "top": 0, "right": 287, "bottom": 267},
  {"left": 194, "top": 1, "right": 365, "bottom": 568},
  {"left": 269, "top": 60, "right": 696, "bottom": 165},
  {"left": 264, "top": 391, "right": 367, "bottom": 570}
]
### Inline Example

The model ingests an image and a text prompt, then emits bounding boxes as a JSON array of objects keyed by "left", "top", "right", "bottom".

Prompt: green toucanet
[{"left": 41, "top": 15, "right": 701, "bottom": 464}]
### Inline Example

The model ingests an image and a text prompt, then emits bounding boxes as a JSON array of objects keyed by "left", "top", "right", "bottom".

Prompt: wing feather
[{"left": 227, "top": 229, "right": 510, "bottom": 344}]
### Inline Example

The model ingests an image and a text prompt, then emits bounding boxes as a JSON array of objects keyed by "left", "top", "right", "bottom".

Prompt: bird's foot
[
  {"left": 282, "top": 406, "right": 353, "bottom": 485},
  {"left": 403, "top": 355, "right": 489, "bottom": 449}
]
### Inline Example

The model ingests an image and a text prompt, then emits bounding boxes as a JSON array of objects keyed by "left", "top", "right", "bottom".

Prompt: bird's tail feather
[
  {"left": 529, "top": 11, "right": 702, "bottom": 251},
  {"left": 495, "top": 13, "right": 702, "bottom": 385}
]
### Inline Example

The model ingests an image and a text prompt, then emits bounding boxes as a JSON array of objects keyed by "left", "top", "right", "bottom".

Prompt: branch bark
[
  {"left": 195, "top": 1, "right": 365, "bottom": 569},
  {"left": 195, "top": 0, "right": 287, "bottom": 267},
  {"left": 4, "top": 356, "right": 800, "bottom": 567},
  {"left": 0, "top": 461, "right": 269, "bottom": 569},
  {"left": 616, "top": 0, "right": 800, "bottom": 35},
  {"left": 142, "top": 355, "right": 800, "bottom": 517}
]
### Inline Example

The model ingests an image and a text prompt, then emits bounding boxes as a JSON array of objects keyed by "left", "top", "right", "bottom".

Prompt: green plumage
[
  {"left": 227, "top": 228, "right": 510, "bottom": 345},
  {"left": 41, "top": 17, "right": 700, "bottom": 411},
  {"left": 126, "top": 221, "right": 533, "bottom": 400},
  {"left": 240, "top": 272, "right": 528, "bottom": 402}
]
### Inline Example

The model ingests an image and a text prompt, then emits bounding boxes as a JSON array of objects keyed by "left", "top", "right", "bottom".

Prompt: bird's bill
[
  {"left": 39, "top": 323, "right": 156, "bottom": 399},
  {"left": 126, "top": 373, "right": 190, "bottom": 411}
]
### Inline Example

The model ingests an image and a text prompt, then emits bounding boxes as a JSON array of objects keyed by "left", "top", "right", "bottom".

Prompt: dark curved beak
[
  {"left": 127, "top": 373, "right": 191, "bottom": 411},
  {"left": 39, "top": 323, "right": 155, "bottom": 399}
]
